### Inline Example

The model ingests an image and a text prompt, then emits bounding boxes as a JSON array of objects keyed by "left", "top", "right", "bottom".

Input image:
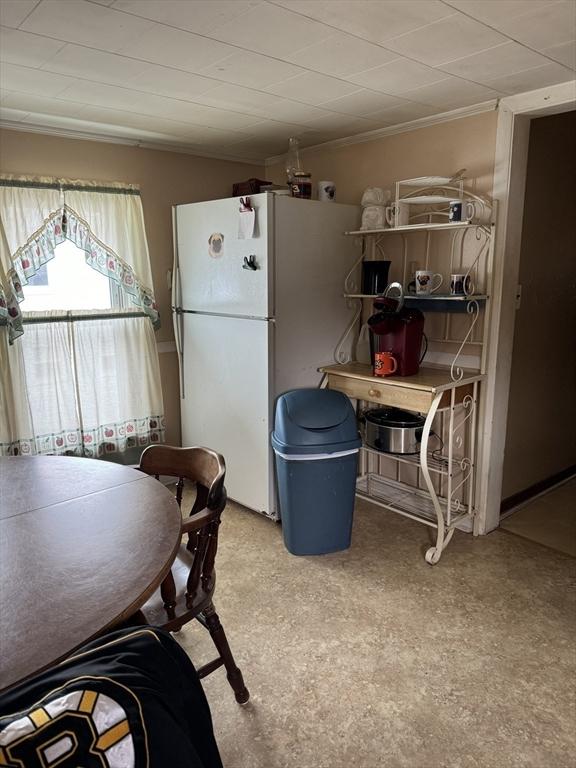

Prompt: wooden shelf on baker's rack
[{"left": 319, "top": 363, "right": 484, "bottom": 413}]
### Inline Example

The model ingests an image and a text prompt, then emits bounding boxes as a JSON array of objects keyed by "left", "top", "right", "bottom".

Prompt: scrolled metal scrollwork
[
  {"left": 334, "top": 298, "right": 362, "bottom": 364},
  {"left": 450, "top": 301, "right": 480, "bottom": 381}
]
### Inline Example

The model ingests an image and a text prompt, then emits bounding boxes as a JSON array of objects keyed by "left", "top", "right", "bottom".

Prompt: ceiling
[{"left": 0, "top": 0, "right": 575, "bottom": 163}]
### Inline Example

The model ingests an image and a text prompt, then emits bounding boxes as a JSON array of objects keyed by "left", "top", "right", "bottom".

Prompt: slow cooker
[{"left": 363, "top": 407, "right": 425, "bottom": 455}]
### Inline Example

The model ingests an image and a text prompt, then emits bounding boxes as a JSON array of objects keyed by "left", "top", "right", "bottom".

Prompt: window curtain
[
  {"left": 0, "top": 312, "right": 165, "bottom": 457},
  {"left": 0, "top": 175, "right": 165, "bottom": 458},
  {"left": 0, "top": 175, "right": 159, "bottom": 342}
]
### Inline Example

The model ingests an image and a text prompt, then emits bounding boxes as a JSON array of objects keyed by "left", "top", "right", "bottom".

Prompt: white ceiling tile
[
  {"left": 495, "top": 2, "right": 576, "bottom": 50},
  {"left": 347, "top": 58, "right": 446, "bottom": 94},
  {"left": 289, "top": 32, "right": 397, "bottom": 77},
  {"left": 21, "top": 0, "right": 156, "bottom": 52},
  {"left": 237, "top": 118, "right": 313, "bottom": 139},
  {"left": 199, "top": 51, "right": 305, "bottom": 89},
  {"left": 265, "top": 72, "right": 358, "bottom": 105},
  {"left": 296, "top": 130, "right": 338, "bottom": 148},
  {"left": 196, "top": 84, "right": 283, "bottom": 116},
  {"left": 119, "top": 23, "right": 235, "bottom": 71},
  {"left": 0, "top": 62, "right": 76, "bottom": 96},
  {"left": 220, "top": 135, "right": 287, "bottom": 157},
  {"left": 441, "top": 42, "right": 551, "bottom": 82},
  {"left": 177, "top": 126, "right": 253, "bottom": 147},
  {"left": 43, "top": 44, "right": 219, "bottom": 99},
  {"left": 271, "top": 0, "right": 452, "bottom": 44},
  {"left": 0, "top": 106, "right": 31, "bottom": 121},
  {"left": 151, "top": 102, "right": 261, "bottom": 131},
  {"left": 384, "top": 14, "right": 508, "bottom": 66},
  {"left": 43, "top": 37, "right": 230, "bottom": 94},
  {"left": 263, "top": 101, "right": 342, "bottom": 124},
  {"left": 79, "top": 105, "right": 221, "bottom": 139},
  {"left": 541, "top": 40, "right": 576, "bottom": 70},
  {"left": 301, "top": 112, "right": 378, "bottom": 133},
  {"left": 320, "top": 89, "right": 403, "bottom": 116},
  {"left": 213, "top": 2, "right": 332, "bottom": 57},
  {"left": 483, "top": 62, "right": 576, "bottom": 94},
  {"left": 442, "top": 0, "right": 561, "bottom": 26},
  {"left": 0, "top": 26, "right": 66, "bottom": 67},
  {"left": 1, "top": 90, "right": 88, "bottom": 117},
  {"left": 110, "top": 0, "right": 261, "bottom": 35},
  {"left": 56, "top": 80, "right": 163, "bottom": 113},
  {"left": 365, "top": 100, "right": 439, "bottom": 125},
  {"left": 39, "top": 44, "right": 153, "bottom": 83},
  {"left": 81, "top": 106, "right": 251, "bottom": 145},
  {"left": 399, "top": 77, "right": 501, "bottom": 108},
  {"left": 56, "top": 79, "right": 262, "bottom": 129},
  {"left": 0, "top": 0, "right": 39, "bottom": 28},
  {"left": 127, "top": 66, "right": 219, "bottom": 100}
]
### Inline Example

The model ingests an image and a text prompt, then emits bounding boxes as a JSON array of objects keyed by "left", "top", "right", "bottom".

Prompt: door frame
[{"left": 477, "top": 80, "right": 576, "bottom": 534}]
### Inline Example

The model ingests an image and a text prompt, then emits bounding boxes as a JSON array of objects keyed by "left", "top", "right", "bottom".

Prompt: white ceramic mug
[
  {"left": 450, "top": 273, "right": 471, "bottom": 295},
  {"left": 416, "top": 270, "right": 442, "bottom": 295},
  {"left": 449, "top": 200, "right": 475, "bottom": 222},
  {"left": 318, "top": 180, "right": 336, "bottom": 202},
  {"left": 385, "top": 201, "right": 409, "bottom": 228}
]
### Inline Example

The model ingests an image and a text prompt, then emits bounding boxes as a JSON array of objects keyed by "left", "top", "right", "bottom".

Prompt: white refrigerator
[{"left": 172, "top": 192, "right": 360, "bottom": 519}]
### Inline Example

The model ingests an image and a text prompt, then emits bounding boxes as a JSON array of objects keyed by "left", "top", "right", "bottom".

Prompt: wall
[
  {"left": 0, "top": 128, "right": 262, "bottom": 445},
  {"left": 266, "top": 110, "right": 498, "bottom": 201},
  {"left": 501, "top": 110, "right": 576, "bottom": 499}
]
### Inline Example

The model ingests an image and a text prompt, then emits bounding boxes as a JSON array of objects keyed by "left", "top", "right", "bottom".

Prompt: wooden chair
[{"left": 136, "top": 444, "right": 249, "bottom": 704}]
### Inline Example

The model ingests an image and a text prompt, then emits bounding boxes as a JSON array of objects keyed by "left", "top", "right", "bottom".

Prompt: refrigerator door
[
  {"left": 180, "top": 312, "right": 274, "bottom": 516},
  {"left": 175, "top": 193, "right": 272, "bottom": 319},
  {"left": 273, "top": 197, "right": 362, "bottom": 396}
]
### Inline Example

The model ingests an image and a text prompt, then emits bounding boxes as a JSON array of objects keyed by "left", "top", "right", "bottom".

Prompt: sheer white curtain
[
  {"left": 0, "top": 312, "right": 164, "bottom": 457},
  {"left": 0, "top": 175, "right": 165, "bottom": 459}
]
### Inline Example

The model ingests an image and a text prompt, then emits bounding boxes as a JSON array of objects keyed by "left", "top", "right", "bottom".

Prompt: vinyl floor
[
  {"left": 177, "top": 489, "right": 575, "bottom": 768},
  {"left": 500, "top": 477, "right": 576, "bottom": 557}
]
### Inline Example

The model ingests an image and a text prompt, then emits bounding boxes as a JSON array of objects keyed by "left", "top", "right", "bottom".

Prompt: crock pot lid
[{"left": 365, "top": 407, "right": 425, "bottom": 427}]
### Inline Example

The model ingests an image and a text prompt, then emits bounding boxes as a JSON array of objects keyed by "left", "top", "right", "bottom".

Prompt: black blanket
[{"left": 0, "top": 626, "right": 223, "bottom": 768}]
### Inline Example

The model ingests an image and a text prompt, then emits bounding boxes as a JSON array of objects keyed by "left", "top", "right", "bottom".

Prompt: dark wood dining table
[{"left": 0, "top": 455, "right": 182, "bottom": 692}]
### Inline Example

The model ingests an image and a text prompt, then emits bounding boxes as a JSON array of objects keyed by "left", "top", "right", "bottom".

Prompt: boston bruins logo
[{"left": 0, "top": 681, "right": 148, "bottom": 767}]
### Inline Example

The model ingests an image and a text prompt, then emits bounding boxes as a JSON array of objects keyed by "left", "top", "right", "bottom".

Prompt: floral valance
[{"left": 0, "top": 175, "right": 159, "bottom": 341}]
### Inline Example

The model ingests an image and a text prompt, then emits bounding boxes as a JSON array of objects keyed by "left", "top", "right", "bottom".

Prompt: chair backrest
[{"left": 139, "top": 445, "right": 227, "bottom": 618}]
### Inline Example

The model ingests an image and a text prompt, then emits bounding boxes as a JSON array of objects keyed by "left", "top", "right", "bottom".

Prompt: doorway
[{"left": 499, "top": 110, "right": 576, "bottom": 554}]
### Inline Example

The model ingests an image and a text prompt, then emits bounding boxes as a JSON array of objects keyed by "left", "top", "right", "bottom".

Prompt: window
[
  {"left": 0, "top": 175, "right": 164, "bottom": 459},
  {"left": 20, "top": 241, "right": 114, "bottom": 312}
]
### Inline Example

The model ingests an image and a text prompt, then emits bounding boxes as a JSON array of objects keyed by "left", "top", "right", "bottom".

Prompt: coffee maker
[{"left": 367, "top": 283, "right": 425, "bottom": 376}]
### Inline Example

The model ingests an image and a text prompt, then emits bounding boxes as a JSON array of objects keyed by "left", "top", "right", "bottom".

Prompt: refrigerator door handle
[
  {"left": 173, "top": 299, "right": 185, "bottom": 400},
  {"left": 171, "top": 214, "right": 185, "bottom": 398}
]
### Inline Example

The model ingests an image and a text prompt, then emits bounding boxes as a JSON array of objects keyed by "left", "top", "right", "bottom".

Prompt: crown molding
[
  {"left": 264, "top": 99, "right": 499, "bottom": 166},
  {"left": 0, "top": 120, "right": 265, "bottom": 166}
]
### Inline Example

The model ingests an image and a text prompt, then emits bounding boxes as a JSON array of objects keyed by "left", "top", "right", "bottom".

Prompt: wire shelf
[
  {"left": 356, "top": 473, "right": 471, "bottom": 528},
  {"left": 360, "top": 444, "right": 452, "bottom": 475}
]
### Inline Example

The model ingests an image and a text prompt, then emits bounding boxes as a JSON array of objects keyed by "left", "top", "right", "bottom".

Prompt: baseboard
[{"left": 500, "top": 465, "right": 576, "bottom": 514}]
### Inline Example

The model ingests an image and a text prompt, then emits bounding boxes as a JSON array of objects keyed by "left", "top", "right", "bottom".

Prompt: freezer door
[
  {"left": 175, "top": 194, "right": 272, "bottom": 318},
  {"left": 180, "top": 312, "right": 274, "bottom": 516}
]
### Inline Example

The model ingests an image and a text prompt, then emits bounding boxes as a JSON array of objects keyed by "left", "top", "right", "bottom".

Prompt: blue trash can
[{"left": 271, "top": 389, "right": 361, "bottom": 556}]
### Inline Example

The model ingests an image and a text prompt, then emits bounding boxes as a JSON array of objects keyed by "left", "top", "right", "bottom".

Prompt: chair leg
[{"left": 202, "top": 602, "right": 249, "bottom": 704}]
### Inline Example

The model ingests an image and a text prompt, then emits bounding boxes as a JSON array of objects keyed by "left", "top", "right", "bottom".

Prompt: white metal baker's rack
[{"left": 327, "top": 177, "right": 497, "bottom": 563}]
